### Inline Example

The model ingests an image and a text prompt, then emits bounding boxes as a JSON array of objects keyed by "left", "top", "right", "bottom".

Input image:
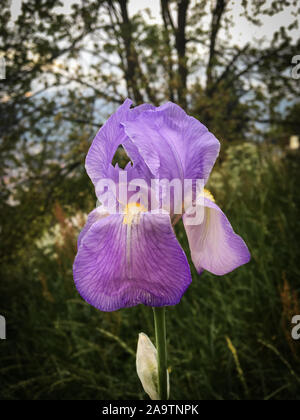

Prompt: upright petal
[
  {"left": 122, "top": 102, "right": 220, "bottom": 183},
  {"left": 122, "top": 102, "right": 158, "bottom": 179},
  {"left": 183, "top": 198, "right": 250, "bottom": 275},
  {"left": 73, "top": 210, "right": 191, "bottom": 311},
  {"left": 85, "top": 100, "right": 156, "bottom": 188},
  {"left": 85, "top": 99, "right": 133, "bottom": 185}
]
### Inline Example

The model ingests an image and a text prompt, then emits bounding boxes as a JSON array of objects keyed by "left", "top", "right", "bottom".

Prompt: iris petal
[
  {"left": 122, "top": 102, "right": 220, "bottom": 183},
  {"left": 73, "top": 210, "right": 191, "bottom": 311},
  {"left": 85, "top": 99, "right": 133, "bottom": 185},
  {"left": 183, "top": 198, "right": 250, "bottom": 275},
  {"left": 85, "top": 100, "right": 157, "bottom": 188},
  {"left": 77, "top": 207, "right": 109, "bottom": 249}
]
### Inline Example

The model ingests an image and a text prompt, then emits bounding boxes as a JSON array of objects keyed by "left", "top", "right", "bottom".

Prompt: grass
[{"left": 0, "top": 143, "right": 299, "bottom": 400}]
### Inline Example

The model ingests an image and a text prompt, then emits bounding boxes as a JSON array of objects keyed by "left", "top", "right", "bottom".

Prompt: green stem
[{"left": 153, "top": 307, "right": 168, "bottom": 400}]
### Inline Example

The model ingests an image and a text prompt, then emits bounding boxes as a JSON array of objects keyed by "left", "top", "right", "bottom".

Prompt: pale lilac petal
[
  {"left": 183, "top": 198, "right": 250, "bottom": 275},
  {"left": 73, "top": 212, "right": 191, "bottom": 311},
  {"left": 122, "top": 102, "right": 220, "bottom": 183}
]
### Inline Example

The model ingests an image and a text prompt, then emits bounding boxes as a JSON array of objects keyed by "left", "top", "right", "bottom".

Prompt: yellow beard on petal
[
  {"left": 123, "top": 202, "right": 147, "bottom": 225},
  {"left": 203, "top": 188, "right": 215, "bottom": 203}
]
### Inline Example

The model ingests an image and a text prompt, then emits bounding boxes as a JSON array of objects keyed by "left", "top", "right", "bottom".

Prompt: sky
[
  {"left": 7, "top": 0, "right": 298, "bottom": 103},
  {"left": 128, "top": 0, "right": 299, "bottom": 46},
  {"left": 10, "top": 0, "right": 299, "bottom": 47}
]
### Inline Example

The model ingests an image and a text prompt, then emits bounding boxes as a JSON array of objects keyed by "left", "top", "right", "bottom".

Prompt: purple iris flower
[{"left": 73, "top": 99, "right": 250, "bottom": 312}]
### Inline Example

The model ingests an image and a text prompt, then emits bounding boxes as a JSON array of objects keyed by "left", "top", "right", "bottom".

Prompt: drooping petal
[
  {"left": 77, "top": 206, "right": 109, "bottom": 249},
  {"left": 122, "top": 102, "right": 220, "bottom": 183},
  {"left": 73, "top": 211, "right": 191, "bottom": 311},
  {"left": 183, "top": 198, "right": 250, "bottom": 275}
]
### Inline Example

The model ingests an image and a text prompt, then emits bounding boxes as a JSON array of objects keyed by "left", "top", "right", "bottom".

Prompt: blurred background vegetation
[{"left": 0, "top": 0, "right": 300, "bottom": 400}]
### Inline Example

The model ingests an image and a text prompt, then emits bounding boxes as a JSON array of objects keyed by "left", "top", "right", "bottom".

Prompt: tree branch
[
  {"left": 206, "top": 0, "right": 228, "bottom": 92},
  {"left": 175, "top": 0, "right": 190, "bottom": 108}
]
